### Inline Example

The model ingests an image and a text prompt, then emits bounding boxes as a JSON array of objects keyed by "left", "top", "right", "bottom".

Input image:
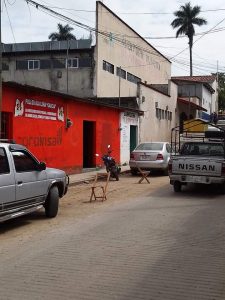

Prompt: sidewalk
[{"left": 69, "top": 166, "right": 131, "bottom": 186}]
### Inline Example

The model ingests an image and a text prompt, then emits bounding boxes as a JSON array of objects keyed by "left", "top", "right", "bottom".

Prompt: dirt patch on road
[{"left": 60, "top": 173, "right": 169, "bottom": 220}]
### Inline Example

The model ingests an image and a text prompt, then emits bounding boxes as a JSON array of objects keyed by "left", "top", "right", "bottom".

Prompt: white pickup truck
[
  {"left": 0, "top": 140, "right": 69, "bottom": 222},
  {"left": 168, "top": 140, "right": 225, "bottom": 193}
]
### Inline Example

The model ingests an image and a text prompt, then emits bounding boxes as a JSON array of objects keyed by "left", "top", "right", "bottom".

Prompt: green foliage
[
  {"left": 171, "top": 2, "right": 207, "bottom": 75},
  {"left": 48, "top": 23, "right": 76, "bottom": 41},
  {"left": 216, "top": 73, "right": 225, "bottom": 110}
]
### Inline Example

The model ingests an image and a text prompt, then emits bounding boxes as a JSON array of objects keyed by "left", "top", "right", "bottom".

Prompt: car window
[
  {"left": 0, "top": 148, "right": 10, "bottom": 174},
  {"left": 12, "top": 151, "right": 38, "bottom": 172},
  {"left": 180, "top": 143, "right": 224, "bottom": 156},
  {"left": 136, "top": 143, "right": 163, "bottom": 151}
]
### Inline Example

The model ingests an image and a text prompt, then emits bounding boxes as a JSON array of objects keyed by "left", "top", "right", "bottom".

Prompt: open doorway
[
  {"left": 130, "top": 125, "right": 137, "bottom": 152},
  {"left": 83, "top": 121, "right": 96, "bottom": 168},
  {"left": 1, "top": 112, "right": 12, "bottom": 139}
]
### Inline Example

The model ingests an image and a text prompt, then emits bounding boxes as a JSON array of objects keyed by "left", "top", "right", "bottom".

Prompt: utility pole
[{"left": 0, "top": 0, "right": 2, "bottom": 139}]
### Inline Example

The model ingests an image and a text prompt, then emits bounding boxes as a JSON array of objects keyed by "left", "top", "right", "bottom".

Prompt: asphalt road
[{"left": 1, "top": 178, "right": 225, "bottom": 300}]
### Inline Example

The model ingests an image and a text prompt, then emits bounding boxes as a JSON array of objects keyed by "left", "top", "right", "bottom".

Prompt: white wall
[
  {"left": 120, "top": 111, "right": 139, "bottom": 164},
  {"left": 95, "top": 2, "right": 171, "bottom": 98},
  {"left": 139, "top": 82, "right": 177, "bottom": 142}
]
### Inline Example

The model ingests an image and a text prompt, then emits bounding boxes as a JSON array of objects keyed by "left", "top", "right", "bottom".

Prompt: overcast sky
[{"left": 2, "top": 0, "right": 225, "bottom": 76}]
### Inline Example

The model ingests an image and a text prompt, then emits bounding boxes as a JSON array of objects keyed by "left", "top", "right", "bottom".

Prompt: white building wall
[
  {"left": 95, "top": 2, "right": 171, "bottom": 98},
  {"left": 139, "top": 82, "right": 177, "bottom": 142},
  {"left": 202, "top": 86, "right": 213, "bottom": 113},
  {"left": 120, "top": 112, "right": 139, "bottom": 164}
]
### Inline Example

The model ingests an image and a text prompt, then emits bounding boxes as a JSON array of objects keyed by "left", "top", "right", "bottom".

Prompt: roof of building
[
  {"left": 2, "top": 39, "right": 92, "bottom": 54},
  {"left": 140, "top": 82, "right": 170, "bottom": 97},
  {"left": 172, "top": 75, "right": 216, "bottom": 84},
  {"left": 3, "top": 81, "right": 144, "bottom": 115},
  {"left": 172, "top": 75, "right": 216, "bottom": 94}
]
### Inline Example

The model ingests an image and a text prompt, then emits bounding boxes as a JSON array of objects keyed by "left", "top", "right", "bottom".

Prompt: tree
[
  {"left": 48, "top": 23, "right": 76, "bottom": 41},
  {"left": 171, "top": 2, "right": 207, "bottom": 76},
  {"left": 216, "top": 73, "right": 225, "bottom": 111}
]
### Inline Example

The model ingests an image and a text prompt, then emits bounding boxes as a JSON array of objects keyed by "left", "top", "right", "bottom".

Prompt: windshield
[
  {"left": 180, "top": 142, "right": 224, "bottom": 156},
  {"left": 136, "top": 143, "right": 163, "bottom": 151}
]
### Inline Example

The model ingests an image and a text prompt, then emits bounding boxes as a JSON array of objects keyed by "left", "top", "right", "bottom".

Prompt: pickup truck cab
[{"left": 0, "top": 140, "right": 69, "bottom": 222}]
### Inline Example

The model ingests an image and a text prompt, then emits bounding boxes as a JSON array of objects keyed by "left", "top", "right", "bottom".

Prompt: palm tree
[
  {"left": 171, "top": 2, "right": 207, "bottom": 76},
  {"left": 48, "top": 23, "right": 76, "bottom": 41}
]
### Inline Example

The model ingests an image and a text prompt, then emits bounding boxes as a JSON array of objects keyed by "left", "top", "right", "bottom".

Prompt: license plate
[
  {"left": 140, "top": 155, "right": 150, "bottom": 160},
  {"left": 188, "top": 175, "right": 206, "bottom": 183}
]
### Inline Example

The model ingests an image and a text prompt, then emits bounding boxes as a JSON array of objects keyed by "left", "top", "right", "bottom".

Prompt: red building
[{"left": 2, "top": 82, "right": 123, "bottom": 174}]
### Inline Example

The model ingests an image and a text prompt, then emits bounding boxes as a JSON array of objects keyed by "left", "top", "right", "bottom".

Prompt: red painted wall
[{"left": 3, "top": 85, "right": 121, "bottom": 174}]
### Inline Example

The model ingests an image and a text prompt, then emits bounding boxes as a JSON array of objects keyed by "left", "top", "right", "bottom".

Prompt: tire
[
  {"left": 111, "top": 168, "right": 119, "bottom": 181},
  {"left": 173, "top": 181, "right": 182, "bottom": 192},
  {"left": 220, "top": 183, "right": 225, "bottom": 194},
  {"left": 130, "top": 168, "right": 138, "bottom": 176},
  {"left": 45, "top": 186, "right": 59, "bottom": 218}
]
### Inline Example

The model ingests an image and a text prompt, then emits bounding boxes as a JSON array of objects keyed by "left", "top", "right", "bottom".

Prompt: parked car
[
  {"left": 129, "top": 142, "right": 172, "bottom": 175},
  {"left": 0, "top": 140, "right": 69, "bottom": 223}
]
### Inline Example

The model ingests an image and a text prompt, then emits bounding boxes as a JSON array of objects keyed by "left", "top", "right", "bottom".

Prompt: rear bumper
[
  {"left": 129, "top": 160, "right": 168, "bottom": 170},
  {"left": 169, "top": 174, "right": 225, "bottom": 185}
]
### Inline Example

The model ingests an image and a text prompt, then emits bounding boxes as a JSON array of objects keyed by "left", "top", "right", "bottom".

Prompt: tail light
[
  {"left": 221, "top": 163, "right": 225, "bottom": 175},
  {"left": 156, "top": 153, "right": 164, "bottom": 160},
  {"left": 130, "top": 152, "right": 134, "bottom": 159}
]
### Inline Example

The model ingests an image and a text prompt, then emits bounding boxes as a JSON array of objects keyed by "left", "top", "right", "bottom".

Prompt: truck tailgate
[{"left": 171, "top": 156, "right": 223, "bottom": 177}]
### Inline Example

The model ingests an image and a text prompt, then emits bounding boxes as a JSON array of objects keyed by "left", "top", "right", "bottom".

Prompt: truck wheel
[
  {"left": 173, "top": 181, "right": 182, "bottom": 192},
  {"left": 45, "top": 186, "right": 59, "bottom": 218},
  {"left": 220, "top": 184, "right": 225, "bottom": 194}
]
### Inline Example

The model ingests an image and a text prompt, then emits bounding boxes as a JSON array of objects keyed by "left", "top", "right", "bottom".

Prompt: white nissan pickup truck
[
  {"left": 0, "top": 140, "right": 69, "bottom": 222},
  {"left": 169, "top": 140, "right": 225, "bottom": 193}
]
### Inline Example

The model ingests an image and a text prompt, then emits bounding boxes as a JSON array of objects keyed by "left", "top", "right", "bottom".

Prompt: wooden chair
[
  {"left": 90, "top": 172, "right": 110, "bottom": 202},
  {"left": 137, "top": 166, "right": 150, "bottom": 184}
]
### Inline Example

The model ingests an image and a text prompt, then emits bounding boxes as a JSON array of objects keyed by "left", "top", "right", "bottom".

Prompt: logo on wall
[
  {"left": 14, "top": 98, "right": 65, "bottom": 122},
  {"left": 57, "top": 107, "right": 64, "bottom": 122},
  {"left": 15, "top": 99, "right": 24, "bottom": 117}
]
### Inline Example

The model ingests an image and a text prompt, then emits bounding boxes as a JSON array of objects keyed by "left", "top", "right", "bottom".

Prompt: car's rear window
[
  {"left": 136, "top": 143, "right": 163, "bottom": 151},
  {"left": 180, "top": 142, "right": 224, "bottom": 156}
]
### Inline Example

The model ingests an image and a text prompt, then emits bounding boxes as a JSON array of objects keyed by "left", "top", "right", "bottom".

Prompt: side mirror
[{"left": 38, "top": 162, "right": 46, "bottom": 171}]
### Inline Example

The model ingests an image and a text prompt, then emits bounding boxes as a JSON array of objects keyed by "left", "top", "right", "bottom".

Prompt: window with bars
[
  {"left": 28, "top": 60, "right": 40, "bottom": 70},
  {"left": 67, "top": 58, "right": 78, "bottom": 68},
  {"left": 127, "top": 72, "right": 141, "bottom": 84},
  {"left": 103, "top": 60, "right": 114, "bottom": 74},
  {"left": 116, "top": 67, "right": 126, "bottom": 79}
]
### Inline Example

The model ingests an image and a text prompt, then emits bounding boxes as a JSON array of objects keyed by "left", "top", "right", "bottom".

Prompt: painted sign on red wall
[{"left": 14, "top": 98, "right": 65, "bottom": 122}]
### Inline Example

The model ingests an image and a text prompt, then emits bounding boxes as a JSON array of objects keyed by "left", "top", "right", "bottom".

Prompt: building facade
[{"left": 2, "top": 82, "right": 126, "bottom": 173}]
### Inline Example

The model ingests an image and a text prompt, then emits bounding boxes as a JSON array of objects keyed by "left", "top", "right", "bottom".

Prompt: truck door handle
[{"left": 17, "top": 181, "right": 23, "bottom": 185}]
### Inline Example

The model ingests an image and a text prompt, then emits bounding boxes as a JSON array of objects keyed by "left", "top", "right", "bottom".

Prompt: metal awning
[{"left": 177, "top": 97, "right": 207, "bottom": 112}]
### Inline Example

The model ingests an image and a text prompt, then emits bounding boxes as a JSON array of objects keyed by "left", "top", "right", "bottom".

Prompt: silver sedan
[{"left": 129, "top": 142, "right": 172, "bottom": 175}]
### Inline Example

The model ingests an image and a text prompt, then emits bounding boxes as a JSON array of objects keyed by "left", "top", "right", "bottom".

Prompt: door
[
  {"left": 83, "top": 121, "right": 96, "bottom": 168},
  {"left": 0, "top": 147, "right": 15, "bottom": 213},
  {"left": 130, "top": 125, "right": 137, "bottom": 152},
  {"left": 11, "top": 150, "right": 48, "bottom": 207}
]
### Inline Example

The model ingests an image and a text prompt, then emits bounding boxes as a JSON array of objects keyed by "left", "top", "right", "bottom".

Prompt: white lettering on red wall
[{"left": 14, "top": 98, "right": 64, "bottom": 122}]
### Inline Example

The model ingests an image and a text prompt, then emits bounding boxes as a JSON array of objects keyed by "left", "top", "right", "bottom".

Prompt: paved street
[{"left": 1, "top": 175, "right": 225, "bottom": 299}]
